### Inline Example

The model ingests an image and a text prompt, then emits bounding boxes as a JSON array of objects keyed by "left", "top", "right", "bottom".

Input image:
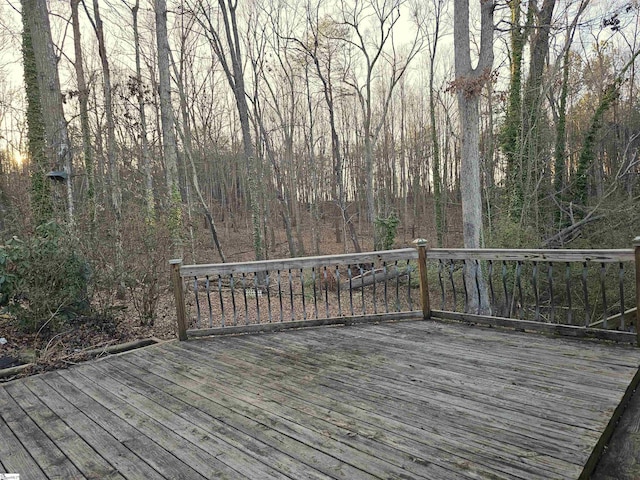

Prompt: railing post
[
  {"left": 170, "top": 259, "right": 188, "bottom": 341},
  {"left": 634, "top": 238, "right": 640, "bottom": 347},
  {"left": 413, "top": 238, "right": 431, "bottom": 319}
]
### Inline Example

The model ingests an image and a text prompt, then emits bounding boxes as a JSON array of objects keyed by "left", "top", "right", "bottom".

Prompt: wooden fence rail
[{"left": 171, "top": 238, "right": 640, "bottom": 345}]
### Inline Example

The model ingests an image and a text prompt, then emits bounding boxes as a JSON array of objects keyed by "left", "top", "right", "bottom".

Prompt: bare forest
[{"left": 0, "top": 0, "right": 639, "bottom": 367}]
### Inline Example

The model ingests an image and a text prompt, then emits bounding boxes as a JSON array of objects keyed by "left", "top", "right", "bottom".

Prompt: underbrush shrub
[
  {"left": 374, "top": 213, "right": 400, "bottom": 251},
  {"left": 120, "top": 212, "right": 172, "bottom": 327},
  {"left": 0, "top": 221, "right": 90, "bottom": 333}
]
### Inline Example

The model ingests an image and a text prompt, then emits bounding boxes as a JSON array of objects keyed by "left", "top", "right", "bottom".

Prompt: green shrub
[
  {"left": 0, "top": 221, "right": 90, "bottom": 332},
  {"left": 374, "top": 213, "right": 400, "bottom": 250}
]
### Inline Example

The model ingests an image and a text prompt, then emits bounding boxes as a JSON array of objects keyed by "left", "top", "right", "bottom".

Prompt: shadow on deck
[{"left": 2, "top": 319, "right": 640, "bottom": 479}]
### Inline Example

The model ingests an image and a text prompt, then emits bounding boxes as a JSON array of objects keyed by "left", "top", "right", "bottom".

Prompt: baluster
[
  {"left": 600, "top": 263, "right": 608, "bottom": 329},
  {"left": 395, "top": 261, "right": 401, "bottom": 312},
  {"left": 324, "top": 266, "right": 330, "bottom": 318},
  {"left": 194, "top": 277, "right": 201, "bottom": 328},
  {"left": 300, "top": 268, "right": 307, "bottom": 320},
  {"left": 449, "top": 261, "right": 457, "bottom": 311},
  {"left": 383, "top": 262, "right": 389, "bottom": 313},
  {"left": 565, "top": 263, "right": 573, "bottom": 325},
  {"left": 462, "top": 260, "right": 469, "bottom": 313},
  {"left": 438, "top": 259, "right": 445, "bottom": 310},
  {"left": 619, "top": 262, "right": 626, "bottom": 330},
  {"left": 372, "top": 264, "right": 377, "bottom": 314},
  {"left": 547, "top": 264, "right": 555, "bottom": 324},
  {"left": 516, "top": 261, "right": 523, "bottom": 319},
  {"left": 254, "top": 273, "right": 261, "bottom": 324},
  {"left": 488, "top": 260, "right": 495, "bottom": 312},
  {"left": 288, "top": 269, "right": 295, "bottom": 321},
  {"left": 266, "top": 271, "right": 272, "bottom": 323},
  {"left": 312, "top": 267, "right": 319, "bottom": 319},
  {"left": 360, "top": 265, "right": 366, "bottom": 315},
  {"left": 336, "top": 266, "right": 342, "bottom": 316},
  {"left": 241, "top": 273, "right": 249, "bottom": 325},
  {"left": 532, "top": 262, "right": 540, "bottom": 321},
  {"left": 217, "top": 275, "right": 225, "bottom": 327},
  {"left": 474, "top": 259, "right": 481, "bottom": 315},
  {"left": 230, "top": 274, "right": 237, "bottom": 326},
  {"left": 277, "top": 270, "right": 283, "bottom": 322},
  {"left": 582, "top": 262, "right": 590, "bottom": 327},
  {"left": 502, "top": 261, "right": 510, "bottom": 317},
  {"left": 348, "top": 265, "right": 355, "bottom": 316},
  {"left": 407, "top": 260, "right": 413, "bottom": 310},
  {"left": 205, "top": 276, "right": 213, "bottom": 328}
]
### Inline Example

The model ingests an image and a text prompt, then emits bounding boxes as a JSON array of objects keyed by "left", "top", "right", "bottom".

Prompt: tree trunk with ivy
[
  {"left": 500, "top": 0, "right": 526, "bottom": 221},
  {"left": 23, "top": 0, "right": 74, "bottom": 225},
  {"left": 21, "top": 6, "right": 51, "bottom": 226}
]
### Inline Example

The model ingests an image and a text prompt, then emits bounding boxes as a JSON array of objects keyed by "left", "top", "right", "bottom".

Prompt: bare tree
[
  {"left": 191, "top": 0, "right": 264, "bottom": 263},
  {"left": 339, "top": 0, "right": 422, "bottom": 232},
  {"left": 156, "top": 0, "right": 183, "bottom": 255},
  {"left": 71, "top": 0, "right": 94, "bottom": 226},
  {"left": 453, "top": 0, "right": 494, "bottom": 312}
]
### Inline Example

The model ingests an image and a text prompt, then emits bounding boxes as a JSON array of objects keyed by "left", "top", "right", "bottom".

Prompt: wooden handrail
[
  {"left": 179, "top": 248, "right": 635, "bottom": 279},
  {"left": 180, "top": 248, "right": 418, "bottom": 277},
  {"left": 426, "top": 248, "right": 634, "bottom": 263}
]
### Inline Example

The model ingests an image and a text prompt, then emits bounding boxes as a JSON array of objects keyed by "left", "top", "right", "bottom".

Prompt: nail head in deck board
[{"left": 3, "top": 319, "right": 640, "bottom": 480}]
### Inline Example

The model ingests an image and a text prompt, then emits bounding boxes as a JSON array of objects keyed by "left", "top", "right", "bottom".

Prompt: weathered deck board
[{"left": 1, "top": 319, "right": 639, "bottom": 479}]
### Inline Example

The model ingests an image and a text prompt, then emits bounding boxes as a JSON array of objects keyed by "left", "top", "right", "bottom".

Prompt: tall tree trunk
[
  {"left": 156, "top": 0, "right": 183, "bottom": 256},
  {"left": 500, "top": 0, "right": 526, "bottom": 220},
  {"left": 168, "top": 42, "right": 226, "bottom": 261},
  {"left": 196, "top": 0, "right": 263, "bottom": 262},
  {"left": 428, "top": 0, "right": 445, "bottom": 246},
  {"left": 453, "top": 0, "right": 494, "bottom": 313},
  {"left": 131, "top": 0, "right": 155, "bottom": 224},
  {"left": 21, "top": 6, "right": 52, "bottom": 226},
  {"left": 71, "top": 0, "right": 94, "bottom": 227},
  {"left": 522, "top": 0, "right": 556, "bottom": 228},
  {"left": 89, "top": 0, "right": 119, "bottom": 224},
  {"left": 24, "top": 0, "right": 74, "bottom": 225}
]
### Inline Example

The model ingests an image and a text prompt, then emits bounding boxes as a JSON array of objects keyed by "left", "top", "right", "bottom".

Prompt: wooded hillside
[{"left": 0, "top": 0, "right": 638, "bottom": 338}]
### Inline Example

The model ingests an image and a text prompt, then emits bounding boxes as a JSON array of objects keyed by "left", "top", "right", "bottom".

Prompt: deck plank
[
  {"left": 44, "top": 371, "right": 209, "bottom": 480},
  {"left": 0, "top": 413, "right": 46, "bottom": 479},
  {"left": 23, "top": 376, "right": 167, "bottom": 480},
  {"left": 1, "top": 318, "right": 639, "bottom": 480},
  {"left": 0, "top": 386, "right": 87, "bottom": 479},
  {"left": 3, "top": 381, "right": 124, "bottom": 480}
]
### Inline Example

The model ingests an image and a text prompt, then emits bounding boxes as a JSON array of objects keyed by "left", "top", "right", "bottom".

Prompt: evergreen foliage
[{"left": 0, "top": 222, "right": 90, "bottom": 333}]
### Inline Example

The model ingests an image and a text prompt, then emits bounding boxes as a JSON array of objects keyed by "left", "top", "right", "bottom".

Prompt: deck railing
[{"left": 171, "top": 237, "right": 640, "bottom": 344}]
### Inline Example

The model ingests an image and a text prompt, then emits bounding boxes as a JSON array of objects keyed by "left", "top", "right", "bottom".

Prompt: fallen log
[{"left": 342, "top": 267, "right": 410, "bottom": 290}]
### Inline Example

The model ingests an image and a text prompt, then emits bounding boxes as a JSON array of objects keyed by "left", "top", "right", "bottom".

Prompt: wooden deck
[{"left": 2, "top": 319, "right": 640, "bottom": 479}]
